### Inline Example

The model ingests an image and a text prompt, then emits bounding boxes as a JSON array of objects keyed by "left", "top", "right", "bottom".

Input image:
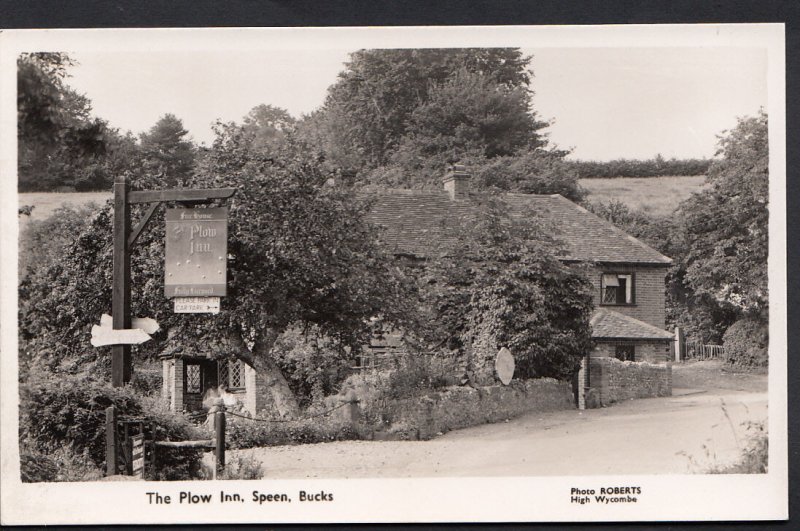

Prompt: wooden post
[
  {"left": 112, "top": 174, "right": 132, "bottom": 387},
  {"left": 674, "top": 327, "right": 685, "bottom": 362},
  {"left": 214, "top": 399, "right": 226, "bottom": 476},
  {"left": 105, "top": 406, "right": 118, "bottom": 476}
]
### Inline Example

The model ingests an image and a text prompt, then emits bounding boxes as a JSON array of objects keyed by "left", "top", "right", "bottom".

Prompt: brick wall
[
  {"left": 372, "top": 379, "right": 575, "bottom": 440},
  {"left": 591, "top": 341, "right": 671, "bottom": 364},
  {"left": 171, "top": 358, "right": 184, "bottom": 411},
  {"left": 585, "top": 356, "right": 671, "bottom": 407},
  {"left": 589, "top": 265, "right": 668, "bottom": 328}
]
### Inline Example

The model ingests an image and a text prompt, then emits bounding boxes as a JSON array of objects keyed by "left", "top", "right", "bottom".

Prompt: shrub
[
  {"left": 722, "top": 318, "right": 769, "bottom": 368},
  {"left": 20, "top": 444, "right": 103, "bottom": 483},
  {"left": 130, "top": 368, "right": 163, "bottom": 397},
  {"left": 226, "top": 414, "right": 362, "bottom": 450},
  {"left": 19, "top": 373, "right": 207, "bottom": 481},
  {"left": 217, "top": 454, "right": 264, "bottom": 480}
]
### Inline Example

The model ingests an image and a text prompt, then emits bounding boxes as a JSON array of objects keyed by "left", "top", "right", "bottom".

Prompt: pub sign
[{"left": 165, "top": 207, "right": 228, "bottom": 298}]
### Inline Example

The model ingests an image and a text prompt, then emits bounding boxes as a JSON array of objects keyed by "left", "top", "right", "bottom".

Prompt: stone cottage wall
[{"left": 585, "top": 357, "right": 671, "bottom": 408}]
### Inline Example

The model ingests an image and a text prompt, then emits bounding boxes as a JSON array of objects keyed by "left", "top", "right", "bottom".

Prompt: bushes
[
  {"left": 20, "top": 445, "right": 103, "bottom": 483},
  {"left": 226, "top": 415, "right": 362, "bottom": 450},
  {"left": 571, "top": 156, "right": 711, "bottom": 178},
  {"left": 722, "top": 318, "right": 769, "bottom": 368},
  {"left": 19, "top": 373, "right": 207, "bottom": 481}
]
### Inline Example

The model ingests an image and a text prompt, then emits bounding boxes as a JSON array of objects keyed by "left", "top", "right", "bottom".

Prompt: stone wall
[
  {"left": 588, "top": 265, "right": 668, "bottom": 328},
  {"left": 366, "top": 379, "right": 575, "bottom": 440},
  {"left": 586, "top": 356, "right": 671, "bottom": 407}
]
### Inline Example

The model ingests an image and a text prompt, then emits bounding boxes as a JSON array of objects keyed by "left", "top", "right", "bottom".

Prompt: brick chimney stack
[{"left": 443, "top": 164, "right": 470, "bottom": 200}]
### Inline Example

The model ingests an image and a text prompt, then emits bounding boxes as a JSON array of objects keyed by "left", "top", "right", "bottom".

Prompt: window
[
  {"left": 218, "top": 359, "right": 245, "bottom": 390},
  {"left": 601, "top": 273, "right": 634, "bottom": 305},
  {"left": 185, "top": 364, "right": 201, "bottom": 393},
  {"left": 615, "top": 344, "right": 635, "bottom": 362}
]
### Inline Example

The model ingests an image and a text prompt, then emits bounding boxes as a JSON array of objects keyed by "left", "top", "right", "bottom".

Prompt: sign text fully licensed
[{"left": 164, "top": 207, "right": 228, "bottom": 298}]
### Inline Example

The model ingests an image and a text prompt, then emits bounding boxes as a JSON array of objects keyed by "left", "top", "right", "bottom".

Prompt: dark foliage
[
  {"left": 571, "top": 156, "right": 712, "bottom": 178},
  {"left": 19, "top": 373, "right": 206, "bottom": 480},
  {"left": 722, "top": 318, "right": 769, "bottom": 368}
]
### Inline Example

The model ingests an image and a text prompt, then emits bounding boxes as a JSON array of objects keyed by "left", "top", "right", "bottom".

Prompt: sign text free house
[{"left": 165, "top": 207, "right": 228, "bottom": 298}]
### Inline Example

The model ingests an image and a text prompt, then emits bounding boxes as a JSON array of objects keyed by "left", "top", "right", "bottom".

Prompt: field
[
  {"left": 579, "top": 175, "right": 707, "bottom": 217},
  {"left": 17, "top": 176, "right": 708, "bottom": 226},
  {"left": 18, "top": 192, "right": 111, "bottom": 222}
]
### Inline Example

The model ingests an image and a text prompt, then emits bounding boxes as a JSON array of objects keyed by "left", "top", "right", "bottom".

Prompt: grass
[{"left": 580, "top": 175, "right": 707, "bottom": 217}]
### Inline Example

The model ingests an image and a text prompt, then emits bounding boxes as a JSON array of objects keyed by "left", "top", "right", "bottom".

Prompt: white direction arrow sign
[
  {"left": 91, "top": 326, "right": 152, "bottom": 347},
  {"left": 100, "top": 313, "right": 160, "bottom": 335}
]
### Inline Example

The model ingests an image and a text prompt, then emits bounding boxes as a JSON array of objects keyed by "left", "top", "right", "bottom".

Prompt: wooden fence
[{"left": 682, "top": 340, "right": 725, "bottom": 361}]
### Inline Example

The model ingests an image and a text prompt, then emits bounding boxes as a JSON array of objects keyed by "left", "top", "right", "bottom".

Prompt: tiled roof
[
  {"left": 590, "top": 308, "right": 674, "bottom": 340},
  {"left": 364, "top": 189, "right": 672, "bottom": 264}
]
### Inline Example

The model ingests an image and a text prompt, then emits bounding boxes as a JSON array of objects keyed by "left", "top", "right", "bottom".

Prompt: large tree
[
  {"left": 138, "top": 114, "right": 196, "bottom": 188},
  {"left": 407, "top": 196, "right": 594, "bottom": 382},
  {"left": 313, "top": 48, "right": 537, "bottom": 172},
  {"left": 679, "top": 111, "right": 769, "bottom": 318},
  {"left": 17, "top": 53, "right": 111, "bottom": 191},
  {"left": 19, "top": 126, "right": 410, "bottom": 417}
]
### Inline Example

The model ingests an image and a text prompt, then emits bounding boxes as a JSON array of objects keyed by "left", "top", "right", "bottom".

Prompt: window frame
[
  {"left": 218, "top": 358, "right": 245, "bottom": 391},
  {"left": 600, "top": 272, "right": 636, "bottom": 306},
  {"left": 615, "top": 344, "right": 636, "bottom": 362},
  {"left": 185, "top": 362, "right": 202, "bottom": 394}
]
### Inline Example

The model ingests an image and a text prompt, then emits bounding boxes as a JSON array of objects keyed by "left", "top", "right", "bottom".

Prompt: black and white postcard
[{"left": 0, "top": 24, "right": 787, "bottom": 524}]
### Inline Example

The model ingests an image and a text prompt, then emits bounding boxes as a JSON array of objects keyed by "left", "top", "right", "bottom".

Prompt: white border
[{"left": 0, "top": 24, "right": 787, "bottom": 524}]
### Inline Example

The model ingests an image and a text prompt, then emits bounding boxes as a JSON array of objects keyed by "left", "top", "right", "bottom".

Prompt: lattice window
[
  {"left": 218, "top": 360, "right": 229, "bottom": 388},
  {"left": 229, "top": 360, "right": 244, "bottom": 389},
  {"left": 186, "top": 364, "right": 201, "bottom": 393},
  {"left": 218, "top": 359, "right": 244, "bottom": 390}
]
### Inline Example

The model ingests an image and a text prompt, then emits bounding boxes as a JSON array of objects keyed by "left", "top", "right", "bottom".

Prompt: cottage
[{"left": 161, "top": 165, "right": 673, "bottom": 414}]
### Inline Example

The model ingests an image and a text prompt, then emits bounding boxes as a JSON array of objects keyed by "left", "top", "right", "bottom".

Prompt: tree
[
  {"left": 138, "top": 114, "right": 196, "bottom": 188},
  {"left": 240, "top": 104, "right": 296, "bottom": 152},
  {"left": 387, "top": 69, "right": 548, "bottom": 188},
  {"left": 314, "top": 48, "right": 536, "bottom": 171},
  {"left": 18, "top": 127, "right": 410, "bottom": 418},
  {"left": 679, "top": 111, "right": 769, "bottom": 317},
  {"left": 17, "top": 53, "right": 111, "bottom": 191},
  {"left": 408, "top": 196, "right": 594, "bottom": 382}
]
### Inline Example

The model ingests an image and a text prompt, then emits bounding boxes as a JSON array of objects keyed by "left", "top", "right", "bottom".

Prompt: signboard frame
[{"left": 164, "top": 207, "right": 229, "bottom": 298}]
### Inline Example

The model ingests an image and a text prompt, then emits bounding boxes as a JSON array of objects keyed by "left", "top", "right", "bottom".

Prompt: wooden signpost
[{"left": 105, "top": 173, "right": 235, "bottom": 387}]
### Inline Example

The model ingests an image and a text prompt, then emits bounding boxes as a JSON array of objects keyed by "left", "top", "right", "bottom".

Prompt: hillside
[{"left": 579, "top": 175, "right": 707, "bottom": 217}]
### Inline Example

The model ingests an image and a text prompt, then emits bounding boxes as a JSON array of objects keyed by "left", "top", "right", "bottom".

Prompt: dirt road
[{"left": 239, "top": 385, "right": 767, "bottom": 478}]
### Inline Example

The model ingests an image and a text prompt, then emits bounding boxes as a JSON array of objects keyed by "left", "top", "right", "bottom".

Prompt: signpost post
[{"left": 105, "top": 173, "right": 235, "bottom": 387}]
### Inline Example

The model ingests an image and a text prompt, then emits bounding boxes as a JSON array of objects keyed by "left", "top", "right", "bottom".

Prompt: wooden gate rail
[{"left": 106, "top": 399, "right": 226, "bottom": 479}]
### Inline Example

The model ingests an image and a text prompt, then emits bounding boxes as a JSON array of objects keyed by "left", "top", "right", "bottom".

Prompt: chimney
[{"left": 443, "top": 164, "right": 470, "bottom": 200}]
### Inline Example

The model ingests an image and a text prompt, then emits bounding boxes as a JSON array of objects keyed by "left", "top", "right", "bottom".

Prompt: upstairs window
[{"left": 601, "top": 273, "right": 634, "bottom": 305}]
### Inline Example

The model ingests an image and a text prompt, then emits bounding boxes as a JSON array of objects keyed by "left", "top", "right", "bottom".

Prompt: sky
[{"left": 65, "top": 46, "right": 767, "bottom": 161}]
